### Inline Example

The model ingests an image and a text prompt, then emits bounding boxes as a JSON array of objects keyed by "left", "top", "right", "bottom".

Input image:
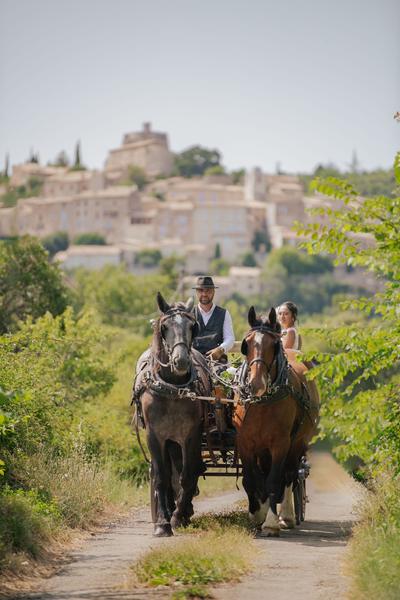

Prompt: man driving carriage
[{"left": 192, "top": 276, "right": 235, "bottom": 363}]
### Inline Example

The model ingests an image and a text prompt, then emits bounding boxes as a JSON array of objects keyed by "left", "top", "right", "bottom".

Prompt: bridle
[
  {"left": 244, "top": 325, "right": 282, "bottom": 391},
  {"left": 155, "top": 308, "right": 197, "bottom": 369}
]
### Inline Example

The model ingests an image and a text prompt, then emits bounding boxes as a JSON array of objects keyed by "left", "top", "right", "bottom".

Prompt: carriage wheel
[
  {"left": 150, "top": 466, "right": 158, "bottom": 523},
  {"left": 294, "top": 478, "right": 306, "bottom": 525}
]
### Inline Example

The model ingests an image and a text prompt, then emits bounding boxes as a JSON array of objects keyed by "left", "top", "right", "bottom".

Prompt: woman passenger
[{"left": 277, "top": 301, "right": 302, "bottom": 352}]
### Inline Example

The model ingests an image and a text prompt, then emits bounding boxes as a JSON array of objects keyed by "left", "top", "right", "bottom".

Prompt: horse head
[
  {"left": 241, "top": 306, "right": 281, "bottom": 397},
  {"left": 156, "top": 292, "right": 198, "bottom": 376}
]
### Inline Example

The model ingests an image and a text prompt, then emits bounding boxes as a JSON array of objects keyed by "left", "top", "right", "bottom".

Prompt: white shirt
[{"left": 197, "top": 303, "right": 235, "bottom": 352}]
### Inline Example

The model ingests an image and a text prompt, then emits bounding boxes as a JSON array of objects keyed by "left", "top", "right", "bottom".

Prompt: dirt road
[{"left": 21, "top": 452, "right": 359, "bottom": 600}]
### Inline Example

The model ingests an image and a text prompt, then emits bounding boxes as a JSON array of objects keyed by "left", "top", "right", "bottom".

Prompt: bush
[
  {"left": 0, "top": 487, "right": 60, "bottom": 564},
  {"left": 348, "top": 473, "right": 400, "bottom": 600},
  {"left": 73, "top": 232, "right": 106, "bottom": 245},
  {"left": 42, "top": 231, "right": 69, "bottom": 257},
  {"left": 0, "top": 309, "right": 115, "bottom": 463},
  {"left": 123, "top": 165, "right": 148, "bottom": 190},
  {"left": 134, "top": 249, "right": 162, "bottom": 268},
  {"left": 72, "top": 266, "right": 172, "bottom": 335},
  {"left": 0, "top": 236, "right": 68, "bottom": 333}
]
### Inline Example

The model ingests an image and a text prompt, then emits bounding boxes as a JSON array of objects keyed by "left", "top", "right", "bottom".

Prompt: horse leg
[
  {"left": 147, "top": 431, "right": 173, "bottom": 537},
  {"left": 242, "top": 458, "right": 267, "bottom": 527},
  {"left": 279, "top": 483, "right": 296, "bottom": 529},
  {"left": 263, "top": 442, "right": 290, "bottom": 537},
  {"left": 171, "top": 432, "right": 202, "bottom": 528},
  {"left": 166, "top": 440, "right": 182, "bottom": 517}
]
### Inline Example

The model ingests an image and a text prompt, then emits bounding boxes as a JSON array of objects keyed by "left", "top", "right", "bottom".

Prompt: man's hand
[{"left": 207, "top": 346, "right": 225, "bottom": 361}]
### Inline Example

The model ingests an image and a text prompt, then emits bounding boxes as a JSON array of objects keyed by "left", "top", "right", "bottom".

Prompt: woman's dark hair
[{"left": 280, "top": 301, "right": 298, "bottom": 323}]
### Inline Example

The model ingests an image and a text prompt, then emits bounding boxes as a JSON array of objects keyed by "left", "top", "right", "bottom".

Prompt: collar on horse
[{"left": 143, "top": 363, "right": 199, "bottom": 399}]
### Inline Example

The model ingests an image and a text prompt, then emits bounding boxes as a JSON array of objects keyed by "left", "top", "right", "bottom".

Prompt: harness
[{"left": 237, "top": 325, "right": 313, "bottom": 433}]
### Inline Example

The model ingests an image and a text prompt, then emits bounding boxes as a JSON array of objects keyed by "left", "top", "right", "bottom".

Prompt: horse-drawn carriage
[{"left": 133, "top": 293, "right": 319, "bottom": 537}]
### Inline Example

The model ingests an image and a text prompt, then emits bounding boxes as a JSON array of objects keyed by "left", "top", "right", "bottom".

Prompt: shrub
[
  {"left": 0, "top": 236, "right": 68, "bottom": 333},
  {"left": 73, "top": 232, "right": 106, "bottom": 245}
]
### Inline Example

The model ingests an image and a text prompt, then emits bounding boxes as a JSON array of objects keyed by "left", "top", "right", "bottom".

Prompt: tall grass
[{"left": 347, "top": 472, "right": 400, "bottom": 600}]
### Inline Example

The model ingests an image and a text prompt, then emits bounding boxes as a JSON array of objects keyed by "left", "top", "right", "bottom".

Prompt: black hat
[{"left": 192, "top": 276, "right": 218, "bottom": 289}]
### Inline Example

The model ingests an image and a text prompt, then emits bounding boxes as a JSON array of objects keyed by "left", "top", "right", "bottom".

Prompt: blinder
[{"left": 241, "top": 338, "right": 248, "bottom": 356}]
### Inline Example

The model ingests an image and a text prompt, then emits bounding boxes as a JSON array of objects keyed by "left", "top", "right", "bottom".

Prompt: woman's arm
[{"left": 282, "top": 328, "right": 296, "bottom": 349}]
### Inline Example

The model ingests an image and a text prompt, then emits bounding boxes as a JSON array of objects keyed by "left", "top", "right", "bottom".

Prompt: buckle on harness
[{"left": 177, "top": 387, "right": 189, "bottom": 398}]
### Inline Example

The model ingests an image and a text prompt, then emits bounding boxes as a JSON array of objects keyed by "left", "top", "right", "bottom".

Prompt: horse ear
[
  {"left": 241, "top": 338, "right": 248, "bottom": 356},
  {"left": 157, "top": 292, "right": 170, "bottom": 314},
  {"left": 248, "top": 306, "right": 257, "bottom": 327},
  {"left": 185, "top": 297, "right": 194, "bottom": 312},
  {"left": 268, "top": 307, "right": 277, "bottom": 326}
]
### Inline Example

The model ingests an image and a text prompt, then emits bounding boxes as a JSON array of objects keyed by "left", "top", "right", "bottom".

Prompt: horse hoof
[
  {"left": 171, "top": 515, "right": 190, "bottom": 529},
  {"left": 263, "top": 527, "right": 280, "bottom": 537},
  {"left": 153, "top": 524, "right": 173, "bottom": 537},
  {"left": 279, "top": 518, "right": 296, "bottom": 529}
]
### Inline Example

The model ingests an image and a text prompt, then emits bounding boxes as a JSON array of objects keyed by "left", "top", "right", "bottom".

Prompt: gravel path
[{"left": 20, "top": 452, "right": 359, "bottom": 600}]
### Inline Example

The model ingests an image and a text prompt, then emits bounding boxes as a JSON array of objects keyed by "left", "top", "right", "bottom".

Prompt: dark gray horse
[{"left": 134, "top": 292, "right": 211, "bottom": 537}]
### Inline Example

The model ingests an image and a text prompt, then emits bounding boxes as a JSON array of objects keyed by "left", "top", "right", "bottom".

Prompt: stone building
[
  {"left": 105, "top": 122, "right": 173, "bottom": 180},
  {"left": 10, "top": 163, "right": 67, "bottom": 187},
  {"left": 144, "top": 178, "right": 265, "bottom": 260},
  {"left": 12, "top": 185, "right": 142, "bottom": 244}
]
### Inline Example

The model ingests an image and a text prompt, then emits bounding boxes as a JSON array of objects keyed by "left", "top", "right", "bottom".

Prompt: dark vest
[{"left": 193, "top": 305, "right": 226, "bottom": 355}]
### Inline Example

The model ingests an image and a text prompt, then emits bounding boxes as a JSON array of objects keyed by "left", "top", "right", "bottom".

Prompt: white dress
[{"left": 282, "top": 327, "right": 300, "bottom": 351}]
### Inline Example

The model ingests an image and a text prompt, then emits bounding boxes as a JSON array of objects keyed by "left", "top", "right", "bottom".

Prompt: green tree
[
  {"left": 214, "top": 243, "right": 222, "bottom": 259},
  {"left": 159, "top": 255, "right": 185, "bottom": 288},
  {"left": 174, "top": 146, "right": 221, "bottom": 178},
  {"left": 231, "top": 168, "right": 245, "bottom": 185},
  {"left": 134, "top": 249, "right": 162, "bottom": 267},
  {"left": 241, "top": 251, "right": 257, "bottom": 267},
  {"left": 295, "top": 152, "right": 400, "bottom": 474},
  {"left": 251, "top": 229, "right": 272, "bottom": 253},
  {"left": 73, "top": 233, "right": 106, "bottom": 245},
  {"left": 42, "top": 231, "right": 69, "bottom": 257},
  {"left": 123, "top": 165, "right": 148, "bottom": 190},
  {"left": 1, "top": 154, "right": 10, "bottom": 180},
  {"left": 0, "top": 177, "right": 43, "bottom": 208},
  {"left": 73, "top": 266, "right": 172, "bottom": 334},
  {"left": 70, "top": 141, "right": 86, "bottom": 172},
  {"left": 266, "top": 246, "right": 333, "bottom": 276},
  {"left": 204, "top": 165, "right": 226, "bottom": 176},
  {"left": 0, "top": 236, "right": 68, "bottom": 333},
  {"left": 50, "top": 150, "right": 69, "bottom": 167},
  {"left": 209, "top": 258, "right": 230, "bottom": 276}
]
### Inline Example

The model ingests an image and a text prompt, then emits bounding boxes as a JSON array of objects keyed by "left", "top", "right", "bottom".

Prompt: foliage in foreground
[
  {"left": 348, "top": 473, "right": 400, "bottom": 600},
  {"left": 0, "top": 306, "right": 147, "bottom": 570},
  {"left": 296, "top": 152, "right": 400, "bottom": 475}
]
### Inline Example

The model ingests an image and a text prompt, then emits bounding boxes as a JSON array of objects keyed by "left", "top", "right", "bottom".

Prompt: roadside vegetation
[
  {"left": 296, "top": 151, "right": 400, "bottom": 598},
  {"left": 130, "top": 510, "right": 255, "bottom": 599},
  {"left": 0, "top": 237, "right": 159, "bottom": 583}
]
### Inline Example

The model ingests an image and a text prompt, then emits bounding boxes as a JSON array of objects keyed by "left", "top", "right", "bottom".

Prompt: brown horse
[{"left": 234, "top": 306, "right": 319, "bottom": 536}]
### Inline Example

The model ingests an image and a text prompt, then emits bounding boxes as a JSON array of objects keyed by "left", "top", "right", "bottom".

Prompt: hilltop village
[{"left": 0, "top": 123, "right": 335, "bottom": 295}]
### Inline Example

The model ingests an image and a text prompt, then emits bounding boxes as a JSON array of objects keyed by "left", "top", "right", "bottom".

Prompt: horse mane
[{"left": 151, "top": 301, "right": 189, "bottom": 372}]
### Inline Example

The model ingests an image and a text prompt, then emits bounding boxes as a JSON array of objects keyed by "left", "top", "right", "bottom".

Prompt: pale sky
[{"left": 0, "top": 0, "right": 399, "bottom": 174}]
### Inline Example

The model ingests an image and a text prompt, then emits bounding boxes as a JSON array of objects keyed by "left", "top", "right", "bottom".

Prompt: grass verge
[
  {"left": 130, "top": 510, "right": 255, "bottom": 599},
  {"left": 347, "top": 471, "right": 400, "bottom": 600}
]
